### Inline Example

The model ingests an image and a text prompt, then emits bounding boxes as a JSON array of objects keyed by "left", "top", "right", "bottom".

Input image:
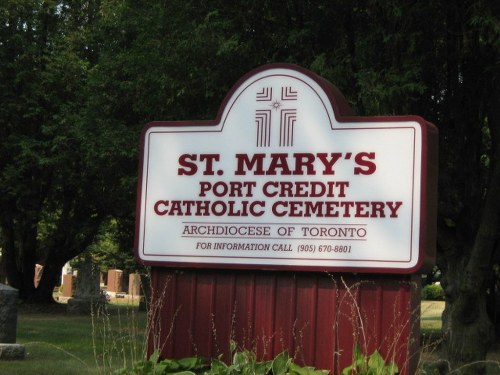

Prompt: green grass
[
  {"left": 420, "top": 300, "right": 444, "bottom": 335},
  {"left": 419, "top": 301, "right": 444, "bottom": 375},
  {"left": 2, "top": 300, "right": 498, "bottom": 375},
  {"left": 4, "top": 301, "right": 445, "bottom": 375},
  {"left": 0, "top": 303, "right": 147, "bottom": 375}
]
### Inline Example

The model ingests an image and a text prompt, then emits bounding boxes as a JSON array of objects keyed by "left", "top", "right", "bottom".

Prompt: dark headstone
[
  {"left": 0, "top": 284, "right": 25, "bottom": 360},
  {"left": 0, "top": 344, "right": 26, "bottom": 360},
  {"left": 67, "top": 262, "right": 102, "bottom": 314}
]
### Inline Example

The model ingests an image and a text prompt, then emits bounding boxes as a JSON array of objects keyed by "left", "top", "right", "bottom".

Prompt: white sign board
[{"left": 135, "top": 64, "right": 437, "bottom": 273}]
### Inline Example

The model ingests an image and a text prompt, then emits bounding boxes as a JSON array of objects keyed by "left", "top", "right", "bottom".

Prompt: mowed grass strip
[
  {"left": 0, "top": 304, "right": 147, "bottom": 375},
  {"left": 421, "top": 300, "right": 444, "bottom": 332}
]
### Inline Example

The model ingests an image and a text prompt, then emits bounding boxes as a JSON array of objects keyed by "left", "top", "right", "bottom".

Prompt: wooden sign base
[{"left": 148, "top": 268, "right": 421, "bottom": 375}]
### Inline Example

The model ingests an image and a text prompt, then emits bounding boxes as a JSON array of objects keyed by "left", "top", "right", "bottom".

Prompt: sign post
[{"left": 136, "top": 64, "right": 438, "bottom": 374}]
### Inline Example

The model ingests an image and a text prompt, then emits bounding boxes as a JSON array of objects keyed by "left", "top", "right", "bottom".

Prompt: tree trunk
[
  {"left": 440, "top": 160, "right": 500, "bottom": 374},
  {"left": 2, "top": 220, "right": 37, "bottom": 301},
  {"left": 441, "top": 266, "right": 494, "bottom": 374},
  {"left": 34, "top": 259, "right": 65, "bottom": 304},
  {"left": 18, "top": 215, "right": 39, "bottom": 302}
]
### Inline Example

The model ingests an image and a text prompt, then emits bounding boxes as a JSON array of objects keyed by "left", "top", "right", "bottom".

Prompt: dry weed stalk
[
  {"left": 90, "top": 270, "right": 178, "bottom": 373},
  {"left": 330, "top": 276, "right": 422, "bottom": 375}
]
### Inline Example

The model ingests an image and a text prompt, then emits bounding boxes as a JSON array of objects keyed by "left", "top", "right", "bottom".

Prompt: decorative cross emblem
[{"left": 255, "top": 86, "right": 298, "bottom": 147}]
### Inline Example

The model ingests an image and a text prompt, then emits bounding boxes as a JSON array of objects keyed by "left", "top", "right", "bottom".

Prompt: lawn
[
  {"left": 0, "top": 303, "right": 147, "bottom": 375},
  {"left": 420, "top": 300, "right": 444, "bottom": 335},
  {"left": 1, "top": 300, "right": 498, "bottom": 375}
]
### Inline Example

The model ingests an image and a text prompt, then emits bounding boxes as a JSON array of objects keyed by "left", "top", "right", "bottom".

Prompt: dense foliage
[
  {"left": 118, "top": 347, "right": 329, "bottom": 375},
  {"left": 118, "top": 344, "right": 395, "bottom": 375},
  {"left": 0, "top": 1, "right": 498, "bottom": 373},
  {"left": 422, "top": 283, "right": 445, "bottom": 301}
]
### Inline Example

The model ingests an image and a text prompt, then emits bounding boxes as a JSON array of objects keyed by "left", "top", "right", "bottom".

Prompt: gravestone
[
  {"left": 128, "top": 273, "right": 141, "bottom": 297},
  {"left": 107, "top": 269, "right": 123, "bottom": 294},
  {"left": 62, "top": 273, "right": 75, "bottom": 297},
  {"left": 67, "top": 261, "right": 102, "bottom": 314},
  {"left": 0, "top": 284, "right": 25, "bottom": 360}
]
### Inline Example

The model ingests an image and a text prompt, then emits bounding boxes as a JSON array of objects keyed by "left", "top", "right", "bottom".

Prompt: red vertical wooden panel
[
  {"left": 396, "top": 281, "right": 411, "bottom": 369},
  {"left": 407, "top": 275, "right": 422, "bottom": 375},
  {"left": 151, "top": 269, "right": 419, "bottom": 375},
  {"left": 172, "top": 271, "right": 197, "bottom": 358},
  {"left": 232, "top": 273, "right": 255, "bottom": 349},
  {"left": 398, "top": 281, "right": 414, "bottom": 372},
  {"left": 150, "top": 271, "right": 187, "bottom": 359},
  {"left": 273, "top": 273, "right": 297, "bottom": 355},
  {"left": 359, "top": 281, "right": 383, "bottom": 355},
  {"left": 334, "top": 276, "right": 360, "bottom": 372},
  {"left": 380, "top": 279, "right": 406, "bottom": 369},
  {"left": 294, "top": 274, "right": 318, "bottom": 365},
  {"left": 193, "top": 272, "right": 215, "bottom": 356},
  {"left": 213, "top": 272, "right": 235, "bottom": 360},
  {"left": 388, "top": 276, "right": 421, "bottom": 375},
  {"left": 253, "top": 273, "right": 276, "bottom": 360},
  {"left": 314, "top": 274, "right": 337, "bottom": 372}
]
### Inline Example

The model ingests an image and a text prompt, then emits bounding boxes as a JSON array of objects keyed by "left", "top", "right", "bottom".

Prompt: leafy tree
[
  {"left": 427, "top": 3, "right": 500, "bottom": 374},
  {"left": 0, "top": 1, "right": 498, "bottom": 373},
  {"left": 297, "top": 2, "right": 499, "bottom": 373},
  {"left": 131, "top": 2, "right": 498, "bottom": 373},
  {"left": 0, "top": 0, "right": 134, "bottom": 302},
  {"left": 0, "top": 0, "right": 72, "bottom": 302}
]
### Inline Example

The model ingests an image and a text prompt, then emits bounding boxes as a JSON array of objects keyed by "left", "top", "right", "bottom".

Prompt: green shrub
[
  {"left": 116, "top": 341, "right": 330, "bottom": 375},
  {"left": 421, "top": 283, "right": 445, "bottom": 300},
  {"left": 341, "top": 344, "right": 398, "bottom": 375}
]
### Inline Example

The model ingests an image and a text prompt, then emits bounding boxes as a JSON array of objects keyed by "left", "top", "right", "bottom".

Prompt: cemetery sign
[{"left": 135, "top": 64, "right": 437, "bottom": 273}]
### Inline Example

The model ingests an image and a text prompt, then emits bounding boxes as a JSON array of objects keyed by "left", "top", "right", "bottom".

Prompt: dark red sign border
[{"left": 135, "top": 63, "right": 438, "bottom": 274}]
